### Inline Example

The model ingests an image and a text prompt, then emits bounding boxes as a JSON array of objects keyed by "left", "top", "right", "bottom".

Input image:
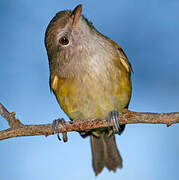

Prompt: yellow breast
[{"left": 51, "top": 61, "right": 131, "bottom": 121}]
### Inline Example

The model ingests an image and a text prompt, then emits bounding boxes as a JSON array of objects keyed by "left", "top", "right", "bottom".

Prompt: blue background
[{"left": 0, "top": 0, "right": 179, "bottom": 179}]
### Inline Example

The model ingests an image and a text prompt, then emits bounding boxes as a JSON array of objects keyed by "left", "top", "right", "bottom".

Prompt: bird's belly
[{"left": 55, "top": 74, "right": 131, "bottom": 121}]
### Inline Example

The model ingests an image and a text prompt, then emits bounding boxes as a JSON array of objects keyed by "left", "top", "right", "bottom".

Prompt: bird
[{"left": 45, "top": 4, "right": 132, "bottom": 176}]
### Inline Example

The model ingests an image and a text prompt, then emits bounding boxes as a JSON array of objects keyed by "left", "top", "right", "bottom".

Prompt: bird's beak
[{"left": 71, "top": 4, "right": 82, "bottom": 28}]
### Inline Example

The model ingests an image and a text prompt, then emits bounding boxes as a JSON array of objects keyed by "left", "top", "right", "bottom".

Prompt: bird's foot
[
  {"left": 52, "top": 118, "right": 68, "bottom": 142},
  {"left": 107, "top": 110, "right": 121, "bottom": 134}
]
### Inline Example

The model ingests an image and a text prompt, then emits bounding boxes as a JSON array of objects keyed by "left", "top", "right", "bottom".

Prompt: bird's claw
[
  {"left": 107, "top": 110, "right": 121, "bottom": 133},
  {"left": 52, "top": 118, "right": 68, "bottom": 142}
]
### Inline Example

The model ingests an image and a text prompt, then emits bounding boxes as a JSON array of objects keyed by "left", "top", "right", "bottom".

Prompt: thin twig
[
  {"left": 0, "top": 103, "right": 179, "bottom": 141},
  {"left": 0, "top": 104, "right": 23, "bottom": 128}
]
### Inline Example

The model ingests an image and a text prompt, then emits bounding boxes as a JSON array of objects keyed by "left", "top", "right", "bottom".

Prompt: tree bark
[{"left": 0, "top": 103, "right": 179, "bottom": 141}]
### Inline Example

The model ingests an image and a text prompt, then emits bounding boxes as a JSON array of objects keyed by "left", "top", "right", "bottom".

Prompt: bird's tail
[{"left": 90, "top": 133, "right": 122, "bottom": 176}]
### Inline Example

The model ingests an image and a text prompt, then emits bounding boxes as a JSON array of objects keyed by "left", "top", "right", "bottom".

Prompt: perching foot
[
  {"left": 107, "top": 110, "right": 121, "bottom": 133},
  {"left": 52, "top": 118, "right": 68, "bottom": 142}
]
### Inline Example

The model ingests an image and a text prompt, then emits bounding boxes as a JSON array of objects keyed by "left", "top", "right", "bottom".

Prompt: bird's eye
[{"left": 59, "top": 36, "right": 69, "bottom": 45}]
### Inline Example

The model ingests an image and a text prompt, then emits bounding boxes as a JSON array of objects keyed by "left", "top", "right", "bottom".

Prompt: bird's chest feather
[{"left": 52, "top": 65, "right": 131, "bottom": 121}]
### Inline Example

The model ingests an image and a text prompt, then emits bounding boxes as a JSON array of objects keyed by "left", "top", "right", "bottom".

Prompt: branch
[{"left": 0, "top": 103, "right": 179, "bottom": 141}]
